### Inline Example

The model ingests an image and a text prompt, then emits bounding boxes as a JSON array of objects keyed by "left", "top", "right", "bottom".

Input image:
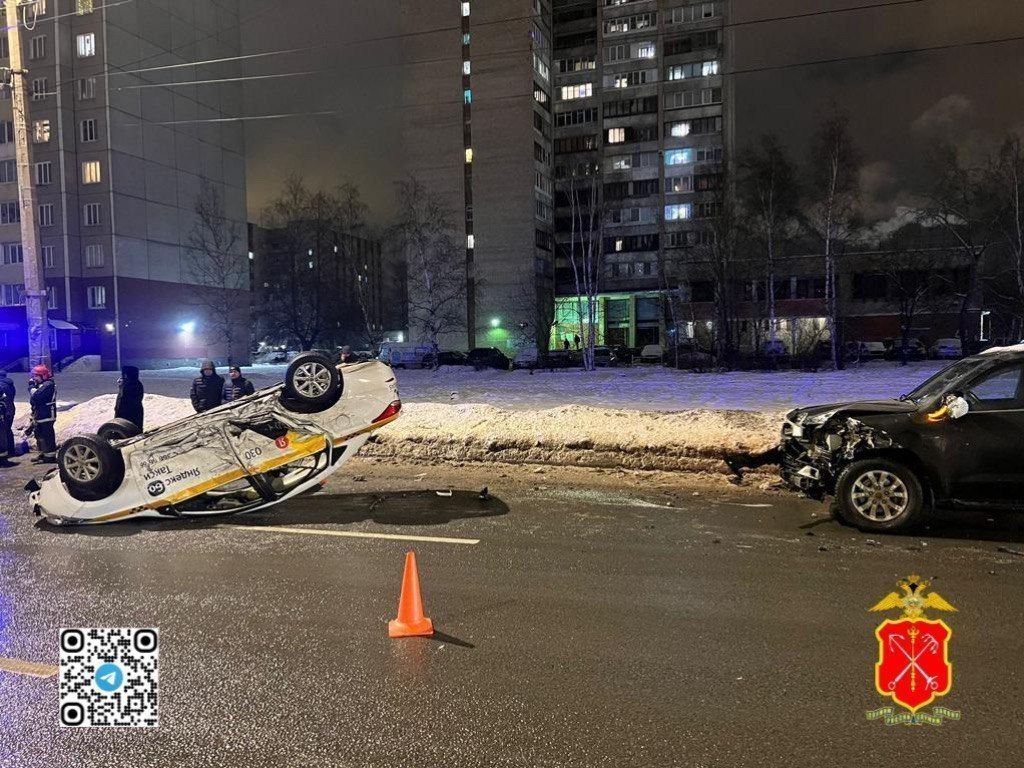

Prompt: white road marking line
[
  {"left": 728, "top": 503, "right": 774, "bottom": 508},
  {"left": 0, "top": 657, "right": 59, "bottom": 678},
  {"left": 221, "top": 524, "right": 479, "bottom": 545}
]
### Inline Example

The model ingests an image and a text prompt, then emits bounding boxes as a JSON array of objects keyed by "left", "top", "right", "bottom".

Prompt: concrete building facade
[
  {"left": 0, "top": 0, "right": 247, "bottom": 370},
  {"left": 399, "top": 0, "right": 555, "bottom": 353}
]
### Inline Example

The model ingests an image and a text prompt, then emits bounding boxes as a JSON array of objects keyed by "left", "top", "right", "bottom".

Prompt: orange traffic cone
[{"left": 388, "top": 551, "right": 434, "bottom": 638}]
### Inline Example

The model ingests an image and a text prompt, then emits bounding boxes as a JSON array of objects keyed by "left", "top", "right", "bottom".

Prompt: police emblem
[{"left": 866, "top": 575, "right": 961, "bottom": 726}]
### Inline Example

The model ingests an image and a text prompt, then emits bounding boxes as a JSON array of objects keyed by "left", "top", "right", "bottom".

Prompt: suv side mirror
[{"left": 947, "top": 394, "right": 969, "bottom": 420}]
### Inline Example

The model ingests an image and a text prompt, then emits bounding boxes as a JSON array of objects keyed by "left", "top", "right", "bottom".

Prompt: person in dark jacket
[
  {"left": 114, "top": 365, "right": 144, "bottom": 430},
  {"left": 28, "top": 364, "right": 57, "bottom": 463},
  {"left": 190, "top": 360, "right": 224, "bottom": 413},
  {"left": 0, "top": 370, "right": 15, "bottom": 463},
  {"left": 222, "top": 365, "right": 255, "bottom": 403}
]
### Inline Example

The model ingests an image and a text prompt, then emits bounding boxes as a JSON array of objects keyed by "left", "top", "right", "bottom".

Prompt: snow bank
[{"left": 48, "top": 395, "right": 782, "bottom": 476}]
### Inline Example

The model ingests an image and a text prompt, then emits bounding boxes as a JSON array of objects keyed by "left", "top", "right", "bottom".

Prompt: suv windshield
[{"left": 903, "top": 358, "right": 979, "bottom": 403}]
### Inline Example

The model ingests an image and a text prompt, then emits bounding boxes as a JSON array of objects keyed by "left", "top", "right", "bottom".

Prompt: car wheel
[
  {"left": 282, "top": 351, "right": 343, "bottom": 411},
  {"left": 834, "top": 458, "right": 927, "bottom": 533},
  {"left": 58, "top": 435, "right": 125, "bottom": 502},
  {"left": 97, "top": 418, "right": 142, "bottom": 442}
]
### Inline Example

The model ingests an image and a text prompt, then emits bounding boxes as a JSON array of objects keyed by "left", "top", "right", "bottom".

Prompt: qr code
[{"left": 59, "top": 627, "right": 159, "bottom": 728}]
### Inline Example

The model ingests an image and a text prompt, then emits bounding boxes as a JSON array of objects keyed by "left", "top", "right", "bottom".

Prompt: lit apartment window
[
  {"left": 665, "top": 204, "right": 692, "bottom": 221},
  {"left": 80, "top": 118, "right": 97, "bottom": 142},
  {"left": 558, "top": 83, "right": 592, "bottom": 100},
  {"left": 39, "top": 203, "right": 54, "bottom": 227},
  {"left": 76, "top": 33, "right": 95, "bottom": 58},
  {"left": 665, "top": 148, "right": 694, "bottom": 166},
  {"left": 461, "top": 2, "right": 470, "bottom": 16},
  {"left": 462, "top": 60, "right": 471, "bottom": 75},
  {"left": 2, "top": 242, "right": 22, "bottom": 264},
  {"left": 87, "top": 285, "right": 106, "bottom": 309},
  {"left": 29, "top": 35, "right": 46, "bottom": 60},
  {"left": 669, "top": 121, "right": 691, "bottom": 138},
  {"left": 77, "top": 77, "right": 96, "bottom": 100},
  {"left": 35, "top": 0, "right": 47, "bottom": 12},
  {"left": 465, "top": 147, "right": 473, "bottom": 163},
  {"left": 83, "top": 202, "right": 101, "bottom": 226},
  {"left": 85, "top": 243, "right": 104, "bottom": 267},
  {"left": 30, "top": 78, "right": 47, "bottom": 100},
  {"left": 81, "top": 161, "right": 102, "bottom": 184},
  {"left": 606, "top": 128, "right": 625, "bottom": 144},
  {"left": 42, "top": 245, "right": 54, "bottom": 268},
  {"left": 0, "top": 159, "right": 15, "bottom": 183},
  {"left": 467, "top": 234, "right": 474, "bottom": 249},
  {"left": 463, "top": 89, "right": 472, "bottom": 104},
  {"left": 703, "top": 60, "right": 719, "bottom": 76},
  {"left": 32, "top": 120, "right": 50, "bottom": 143},
  {"left": 0, "top": 201, "right": 19, "bottom": 224},
  {"left": 76, "top": 0, "right": 94, "bottom": 13},
  {"left": 462, "top": 33, "right": 470, "bottom": 45},
  {"left": 637, "top": 42, "right": 655, "bottom": 58}
]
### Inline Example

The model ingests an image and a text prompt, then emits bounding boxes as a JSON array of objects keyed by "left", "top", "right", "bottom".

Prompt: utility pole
[{"left": 5, "top": 0, "right": 49, "bottom": 368}]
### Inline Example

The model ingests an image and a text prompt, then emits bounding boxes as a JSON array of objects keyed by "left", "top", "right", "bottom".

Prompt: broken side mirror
[{"left": 947, "top": 395, "right": 969, "bottom": 420}]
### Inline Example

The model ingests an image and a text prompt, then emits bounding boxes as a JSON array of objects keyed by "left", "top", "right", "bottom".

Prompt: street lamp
[
  {"left": 490, "top": 317, "right": 500, "bottom": 328},
  {"left": 179, "top": 321, "right": 196, "bottom": 335},
  {"left": 104, "top": 322, "right": 115, "bottom": 333}
]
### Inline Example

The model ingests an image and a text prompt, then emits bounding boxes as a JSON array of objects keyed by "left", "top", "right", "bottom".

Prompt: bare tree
[
  {"left": 566, "top": 167, "right": 602, "bottom": 371},
  {"left": 185, "top": 179, "right": 246, "bottom": 363},
  {"left": 883, "top": 247, "right": 942, "bottom": 365},
  {"left": 259, "top": 176, "right": 366, "bottom": 350},
  {"left": 918, "top": 143, "right": 1003, "bottom": 347},
  {"left": 804, "top": 109, "right": 861, "bottom": 369},
  {"left": 390, "top": 177, "right": 465, "bottom": 357},
  {"left": 995, "top": 135, "right": 1024, "bottom": 338},
  {"left": 738, "top": 134, "right": 799, "bottom": 346},
  {"left": 692, "top": 175, "right": 741, "bottom": 366}
]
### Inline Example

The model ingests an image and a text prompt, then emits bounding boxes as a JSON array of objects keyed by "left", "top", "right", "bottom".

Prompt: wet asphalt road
[{"left": 0, "top": 459, "right": 1022, "bottom": 767}]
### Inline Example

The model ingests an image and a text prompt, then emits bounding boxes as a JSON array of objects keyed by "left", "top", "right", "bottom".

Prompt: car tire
[
  {"left": 97, "top": 418, "right": 142, "bottom": 442},
  {"left": 281, "top": 351, "right": 343, "bottom": 411},
  {"left": 834, "top": 458, "right": 927, "bottom": 533},
  {"left": 58, "top": 434, "right": 125, "bottom": 502}
]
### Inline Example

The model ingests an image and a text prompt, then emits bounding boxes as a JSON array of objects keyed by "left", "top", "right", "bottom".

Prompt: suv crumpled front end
[{"left": 779, "top": 400, "right": 915, "bottom": 498}]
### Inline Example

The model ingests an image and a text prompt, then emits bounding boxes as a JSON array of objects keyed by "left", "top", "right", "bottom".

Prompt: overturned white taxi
[{"left": 27, "top": 353, "right": 400, "bottom": 525}]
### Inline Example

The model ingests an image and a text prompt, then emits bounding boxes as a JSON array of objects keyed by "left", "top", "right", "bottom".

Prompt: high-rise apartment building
[
  {"left": 0, "top": 0, "right": 247, "bottom": 369},
  {"left": 400, "top": 0, "right": 554, "bottom": 353},
  {"left": 550, "top": 0, "right": 730, "bottom": 350}
]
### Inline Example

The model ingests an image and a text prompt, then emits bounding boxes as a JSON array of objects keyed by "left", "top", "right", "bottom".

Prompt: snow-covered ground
[
  {"left": 13, "top": 360, "right": 943, "bottom": 412},
  {"left": 18, "top": 360, "right": 950, "bottom": 478}
]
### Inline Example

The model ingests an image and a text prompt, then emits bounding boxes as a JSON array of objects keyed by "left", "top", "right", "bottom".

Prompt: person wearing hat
[
  {"left": 114, "top": 365, "right": 145, "bottom": 431},
  {"left": 28, "top": 364, "right": 57, "bottom": 463},
  {"left": 190, "top": 360, "right": 224, "bottom": 413},
  {"left": 222, "top": 365, "right": 255, "bottom": 403}
]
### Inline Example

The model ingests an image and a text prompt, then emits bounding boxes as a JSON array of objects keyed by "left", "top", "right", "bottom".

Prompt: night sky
[{"left": 240, "top": 0, "right": 1024, "bottom": 228}]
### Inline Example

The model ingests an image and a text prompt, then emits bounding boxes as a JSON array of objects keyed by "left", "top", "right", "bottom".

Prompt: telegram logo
[{"left": 94, "top": 663, "right": 124, "bottom": 692}]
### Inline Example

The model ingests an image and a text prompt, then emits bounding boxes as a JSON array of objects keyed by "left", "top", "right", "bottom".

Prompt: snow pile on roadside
[
  {"left": 39, "top": 394, "right": 195, "bottom": 438},
  {"left": 362, "top": 402, "right": 782, "bottom": 474},
  {"left": 46, "top": 394, "right": 782, "bottom": 476}
]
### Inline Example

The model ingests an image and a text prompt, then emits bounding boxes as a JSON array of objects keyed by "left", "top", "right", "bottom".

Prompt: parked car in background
[
  {"left": 422, "top": 350, "right": 468, "bottom": 367},
  {"left": 846, "top": 341, "right": 886, "bottom": 360},
  {"left": 592, "top": 346, "right": 613, "bottom": 367},
  {"left": 761, "top": 339, "right": 788, "bottom": 357},
  {"left": 885, "top": 337, "right": 926, "bottom": 361},
  {"left": 669, "top": 341, "right": 715, "bottom": 369},
  {"left": 930, "top": 338, "right": 963, "bottom": 359},
  {"left": 513, "top": 344, "right": 539, "bottom": 370},
  {"left": 378, "top": 342, "right": 432, "bottom": 369},
  {"left": 540, "top": 349, "right": 579, "bottom": 368},
  {"left": 639, "top": 344, "right": 664, "bottom": 364},
  {"left": 610, "top": 345, "right": 634, "bottom": 366},
  {"left": 467, "top": 347, "right": 513, "bottom": 370}
]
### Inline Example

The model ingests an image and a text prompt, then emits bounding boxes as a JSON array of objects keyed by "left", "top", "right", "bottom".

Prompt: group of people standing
[
  {"left": 0, "top": 359, "right": 258, "bottom": 466},
  {"left": 0, "top": 365, "right": 58, "bottom": 466}
]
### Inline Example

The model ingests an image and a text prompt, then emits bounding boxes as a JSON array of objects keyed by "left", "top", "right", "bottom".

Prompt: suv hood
[{"left": 789, "top": 399, "right": 917, "bottom": 425}]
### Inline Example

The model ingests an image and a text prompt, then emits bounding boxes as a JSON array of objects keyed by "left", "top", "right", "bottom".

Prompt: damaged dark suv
[{"left": 780, "top": 346, "right": 1024, "bottom": 533}]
